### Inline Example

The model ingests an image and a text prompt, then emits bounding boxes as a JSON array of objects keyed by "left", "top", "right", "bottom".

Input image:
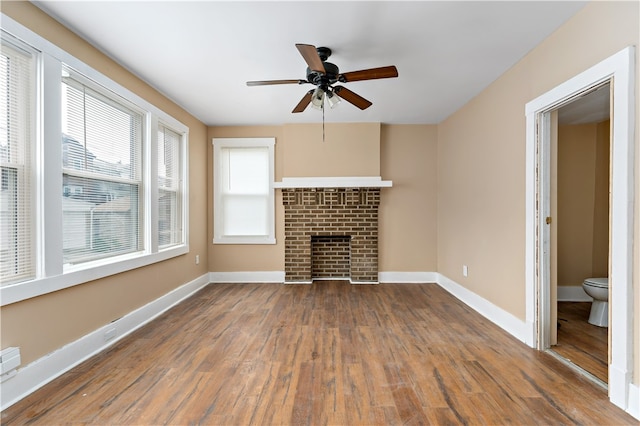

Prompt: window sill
[
  {"left": 213, "top": 236, "right": 276, "bottom": 245},
  {"left": 0, "top": 244, "right": 189, "bottom": 306}
]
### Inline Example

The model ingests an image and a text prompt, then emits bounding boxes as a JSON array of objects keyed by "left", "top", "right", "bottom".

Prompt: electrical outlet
[
  {"left": 195, "top": 255, "right": 200, "bottom": 265},
  {"left": 463, "top": 265, "right": 468, "bottom": 277}
]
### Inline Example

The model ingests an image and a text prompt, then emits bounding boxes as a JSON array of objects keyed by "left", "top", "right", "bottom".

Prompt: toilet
[{"left": 582, "top": 277, "right": 608, "bottom": 327}]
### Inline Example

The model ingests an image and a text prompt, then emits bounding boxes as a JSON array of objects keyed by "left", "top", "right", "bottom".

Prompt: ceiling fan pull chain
[{"left": 322, "top": 104, "right": 325, "bottom": 142}]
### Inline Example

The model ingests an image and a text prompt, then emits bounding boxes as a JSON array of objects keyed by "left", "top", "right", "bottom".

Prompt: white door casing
[{"left": 525, "top": 46, "right": 635, "bottom": 412}]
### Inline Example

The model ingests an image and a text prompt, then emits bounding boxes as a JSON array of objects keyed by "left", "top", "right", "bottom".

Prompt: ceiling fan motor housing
[{"left": 307, "top": 61, "right": 339, "bottom": 87}]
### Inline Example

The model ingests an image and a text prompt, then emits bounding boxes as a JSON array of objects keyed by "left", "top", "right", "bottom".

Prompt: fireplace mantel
[{"left": 274, "top": 176, "right": 392, "bottom": 189}]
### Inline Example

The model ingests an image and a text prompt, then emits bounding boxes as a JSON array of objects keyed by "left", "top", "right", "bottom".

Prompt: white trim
[
  {"left": 525, "top": 46, "right": 635, "bottom": 415},
  {"left": 378, "top": 271, "right": 438, "bottom": 283},
  {"left": 628, "top": 383, "right": 640, "bottom": 419},
  {"left": 557, "top": 285, "right": 592, "bottom": 302},
  {"left": 274, "top": 176, "right": 392, "bottom": 189},
  {"left": 349, "top": 280, "right": 380, "bottom": 285},
  {"left": 1, "top": 246, "right": 188, "bottom": 306},
  {"left": 0, "top": 273, "right": 209, "bottom": 411},
  {"left": 208, "top": 271, "right": 439, "bottom": 284},
  {"left": 208, "top": 271, "right": 285, "bottom": 283},
  {"left": 437, "top": 273, "right": 528, "bottom": 343}
]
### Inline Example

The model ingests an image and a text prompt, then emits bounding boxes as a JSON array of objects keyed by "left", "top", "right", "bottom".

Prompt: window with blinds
[
  {"left": 61, "top": 71, "right": 143, "bottom": 265},
  {"left": 158, "top": 124, "right": 183, "bottom": 248},
  {"left": 0, "top": 18, "right": 190, "bottom": 303},
  {"left": 213, "top": 138, "right": 275, "bottom": 244},
  {"left": 0, "top": 38, "right": 35, "bottom": 285}
]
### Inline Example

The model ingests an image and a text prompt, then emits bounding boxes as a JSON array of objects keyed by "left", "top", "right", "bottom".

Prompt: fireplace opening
[{"left": 311, "top": 235, "right": 351, "bottom": 280}]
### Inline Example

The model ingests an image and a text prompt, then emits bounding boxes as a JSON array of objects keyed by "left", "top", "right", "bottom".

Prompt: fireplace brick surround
[{"left": 282, "top": 187, "right": 381, "bottom": 283}]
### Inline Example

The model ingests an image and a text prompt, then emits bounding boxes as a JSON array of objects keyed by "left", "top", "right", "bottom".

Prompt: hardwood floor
[
  {"left": 554, "top": 302, "right": 608, "bottom": 383},
  {"left": 2, "top": 282, "right": 635, "bottom": 425}
]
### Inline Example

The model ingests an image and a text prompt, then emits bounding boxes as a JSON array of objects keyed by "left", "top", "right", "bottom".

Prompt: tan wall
[
  {"left": 282, "top": 123, "right": 380, "bottom": 177},
  {"left": 379, "top": 125, "right": 438, "bottom": 272},
  {"left": 208, "top": 123, "right": 438, "bottom": 274},
  {"left": 0, "top": 2, "right": 209, "bottom": 366},
  {"left": 592, "top": 120, "right": 610, "bottom": 277},
  {"left": 557, "top": 122, "right": 610, "bottom": 286},
  {"left": 437, "top": 0, "right": 638, "bottom": 380}
]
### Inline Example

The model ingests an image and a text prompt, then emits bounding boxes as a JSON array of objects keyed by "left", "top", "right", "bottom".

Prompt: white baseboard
[
  {"left": 0, "top": 273, "right": 210, "bottom": 412},
  {"left": 209, "top": 271, "right": 285, "bottom": 283},
  {"left": 557, "top": 285, "right": 592, "bottom": 302},
  {"left": 209, "top": 271, "right": 440, "bottom": 285},
  {"left": 378, "top": 271, "right": 438, "bottom": 283},
  {"left": 436, "top": 273, "right": 528, "bottom": 343},
  {"left": 627, "top": 383, "right": 640, "bottom": 420}
]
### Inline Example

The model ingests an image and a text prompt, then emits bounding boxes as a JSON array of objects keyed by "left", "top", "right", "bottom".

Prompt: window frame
[
  {"left": 0, "top": 15, "right": 190, "bottom": 306},
  {"left": 157, "top": 122, "right": 186, "bottom": 250},
  {"left": 212, "top": 137, "right": 275, "bottom": 245},
  {"left": 61, "top": 68, "right": 145, "bottom": 266},
  {"left": 0, "top": 33, "right": 37, "bottom": 285}
]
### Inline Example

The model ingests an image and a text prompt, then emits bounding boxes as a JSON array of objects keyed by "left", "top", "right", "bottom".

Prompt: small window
[{"left": 213, "top": 138, "right": 275, "bottom": 244}]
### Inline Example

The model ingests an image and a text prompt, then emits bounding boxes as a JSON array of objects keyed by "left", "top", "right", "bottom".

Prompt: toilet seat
[{"left": 584, "top": 277, "right": 608, "bottom": 288}]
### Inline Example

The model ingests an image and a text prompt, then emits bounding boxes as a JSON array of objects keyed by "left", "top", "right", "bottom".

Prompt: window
[
  {"left": 0, "top": 16, "right": 189, "bottom": 305},
  {"left": 61, "top": 71, "right": 143, "bottom": 265},
  {"left": 0, "top": 36, "right": 35, "bottom": 285},
  {"left": 157, "top": 124, "right": 183, "bottom": 248},
  {"left": 213, "top": 138, "right": 275, "bottom": 244}
]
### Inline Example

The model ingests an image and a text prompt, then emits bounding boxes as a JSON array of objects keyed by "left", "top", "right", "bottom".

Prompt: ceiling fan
[{"left": 246, "top": 44, "right": 398, "bottom": 113}]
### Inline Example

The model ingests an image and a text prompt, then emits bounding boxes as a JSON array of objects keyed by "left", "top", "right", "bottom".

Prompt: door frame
[{"left": 524, "top": 46, "right": 635, "bottom": 411}]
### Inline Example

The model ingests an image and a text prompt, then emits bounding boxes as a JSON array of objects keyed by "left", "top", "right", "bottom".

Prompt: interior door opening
[
  {"left": 546, "top": 82, "right": 611, "bottom": 386},
  {"left": 526, "top": 46, "right": 634, "bottom": 414}
]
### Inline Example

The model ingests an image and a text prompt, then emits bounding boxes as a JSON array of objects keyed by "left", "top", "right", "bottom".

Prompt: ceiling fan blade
[
  {"left": 295, "top": 44, "right": 325, "bottom": 73},
  {"left": 247, "top": 79, "right": 305, "bottom": 86},
  {"left": 292, "top": 90, "right": 313, "bottom": 113},
  {"left": 333, "top": 86, "right": 372, "bottom": 110},
  {"left": 339, "top": 65, "right": 398, "bottom": 83}
]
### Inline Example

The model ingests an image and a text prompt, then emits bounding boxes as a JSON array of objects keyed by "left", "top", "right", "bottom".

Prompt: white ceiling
[
  {"left": 558, "top": 83, "right": 610, "bottom": 125},
  {"left": 33, "top": 1, "right": 588, "bottom": 126}
]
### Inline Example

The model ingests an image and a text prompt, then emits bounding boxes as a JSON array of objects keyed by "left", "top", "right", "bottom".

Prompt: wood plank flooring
[
  {"left": 2, "top": 282, "right": 635, "bottom": 425},
  {"left": 554, "top": 302, "right": 608, "bottom": 383}
]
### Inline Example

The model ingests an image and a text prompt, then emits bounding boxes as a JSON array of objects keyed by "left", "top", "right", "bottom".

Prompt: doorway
[
  {"left": 524, "top": 46, "right": 634, "bottom": 412},
  {"left": 550, "top": 83, "right": 611, "bottom": 384}
]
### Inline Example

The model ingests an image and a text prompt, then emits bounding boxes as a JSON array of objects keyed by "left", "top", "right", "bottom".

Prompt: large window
[
  {"left": 62, "top": 71, "right": 143, "bottom": 265},
  {"left": 213, "top": 138, "right": 275, "bottom": 244},
  {"left": 0, "top": 36, "right": 35, "bottom": 285},
  {"left": 0, "top": 17, "right": 189, "bottom": 305}
]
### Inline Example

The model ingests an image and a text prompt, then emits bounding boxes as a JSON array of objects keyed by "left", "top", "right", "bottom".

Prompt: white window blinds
[
  {"left": 221, "top": 147, "right": 270, "bottom": 236},
  {"left": 157, "top": 124, "right": 183, "bottom": 248},
  {"left": 61, "top": 72, "right": 143, "bottom": 265},
  {"left": 213, "top": 138, "right": 275, "bottom": 244},
  {"left": 0, "top": 37, "right": 35, "bottom": 285}
]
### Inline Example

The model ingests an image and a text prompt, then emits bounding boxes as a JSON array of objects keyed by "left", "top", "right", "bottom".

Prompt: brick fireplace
[{"left": 277, "top": 177, "right": 391, "bottom": 284}]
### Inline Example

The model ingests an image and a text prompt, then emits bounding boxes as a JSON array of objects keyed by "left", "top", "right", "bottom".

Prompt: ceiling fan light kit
[{"left": 246, "top": 44, "right": 398, "bottom": 113}]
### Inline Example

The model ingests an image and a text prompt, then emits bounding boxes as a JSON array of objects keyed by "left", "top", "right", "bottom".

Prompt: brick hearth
[{"left": 282, "top": 187, "right": 380, "bottom": 283}]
